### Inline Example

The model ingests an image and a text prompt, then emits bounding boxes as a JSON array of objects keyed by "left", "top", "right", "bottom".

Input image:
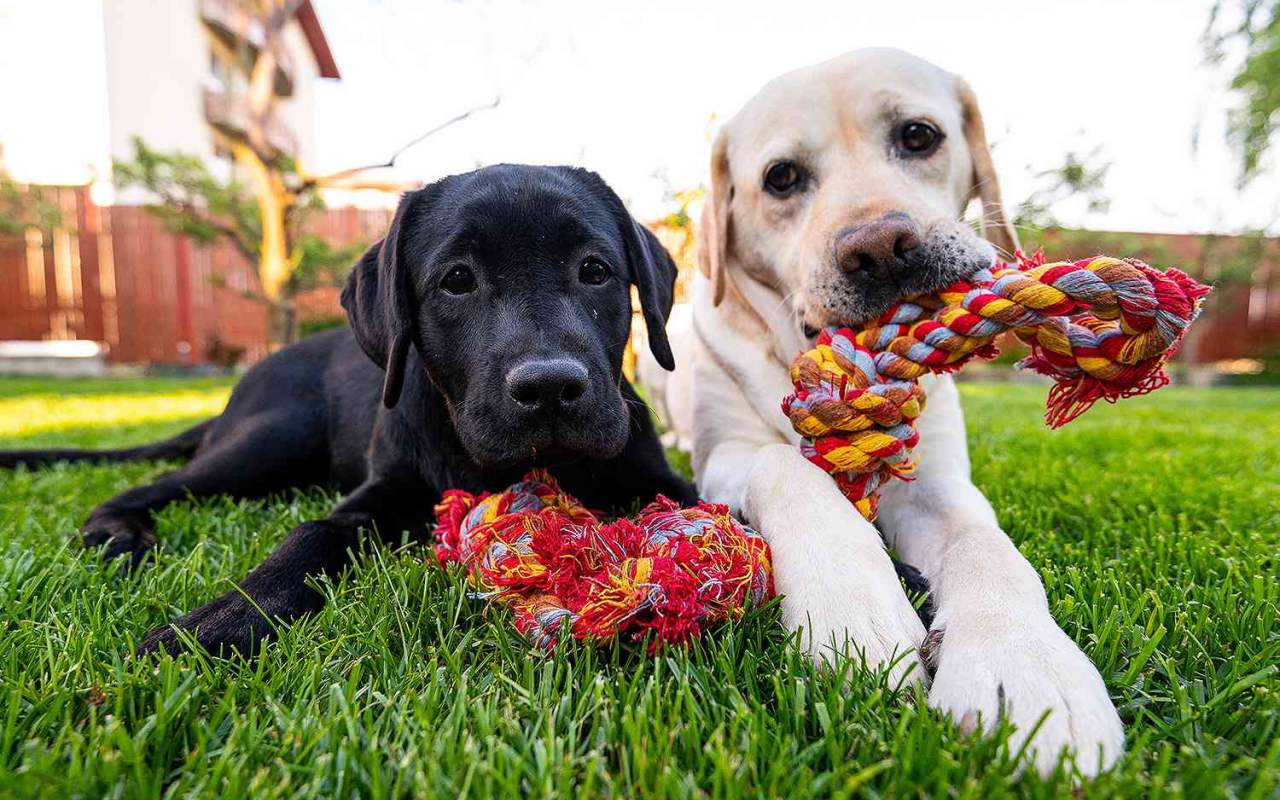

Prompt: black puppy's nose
[
  {"left": 836, "top": 213, "right": 921, "bottom": 273},
  {"left": 505, "top": 359, "right": 589, "bottom": 412}
]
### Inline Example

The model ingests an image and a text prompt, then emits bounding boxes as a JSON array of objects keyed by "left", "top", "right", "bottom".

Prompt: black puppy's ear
[
  {"left": 552, "top": 167, "right": 679, "bottom": 370},
  {"left": 625, "top": 222, "right": 678, "bottom": 370},
  {"left": 341, "top": 191, "right": 419, "bottom": 408}
]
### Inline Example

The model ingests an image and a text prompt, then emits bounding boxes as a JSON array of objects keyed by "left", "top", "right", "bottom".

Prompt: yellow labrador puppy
[{"left": 675, "top": 48, "right": 1123, "bottom": 776}]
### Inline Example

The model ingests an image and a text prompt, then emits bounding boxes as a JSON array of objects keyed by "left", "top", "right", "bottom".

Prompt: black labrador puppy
[{"left": 1, "top": 164, "right": 697, "bottom": 656}]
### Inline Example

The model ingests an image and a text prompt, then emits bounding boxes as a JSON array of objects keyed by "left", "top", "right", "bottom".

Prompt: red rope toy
[{"left": 433, "top": 471, "right": 772, "bottom": 649}]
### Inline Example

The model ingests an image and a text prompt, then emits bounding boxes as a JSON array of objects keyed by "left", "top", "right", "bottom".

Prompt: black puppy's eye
[
  {"left": 763, "top": 161, "right": 804, "bottom": 196},
  {"left": 898, "top": 121, "right": 942, "bottom": 155},
  {"left": 579, "top": 257, "right": 611, "bottom": 285},
  {"left": 440, "top": 265, "right": 477, "bottom": 295}
]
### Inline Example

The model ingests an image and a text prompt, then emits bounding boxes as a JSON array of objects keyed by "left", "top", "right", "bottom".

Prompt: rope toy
[
  {"left": 433, "top": 471, "right": 773, "bottom": 649},
  {"left": 784, "top": 252, "right": 1212, "bottom": 520}
]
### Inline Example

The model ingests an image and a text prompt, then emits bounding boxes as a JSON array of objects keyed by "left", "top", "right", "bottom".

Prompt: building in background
[
  {"left": 1, "top": 0, "right": 338, "bottom": 193},
  {"left": 0, "top": 0, "right": 353, "bottom": 367}
]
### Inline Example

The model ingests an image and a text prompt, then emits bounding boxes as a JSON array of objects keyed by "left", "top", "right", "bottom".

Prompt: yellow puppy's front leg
[
  {"left": 878, "top": 376, "right": 1124, "bottom": 776},
  {"left": 744, "top": 443, "right": 926, "bottom": 686}
]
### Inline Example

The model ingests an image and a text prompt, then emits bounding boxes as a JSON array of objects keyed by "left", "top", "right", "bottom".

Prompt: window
[{"left": 208, "top": 47, "right": 233, "bottom": 92}]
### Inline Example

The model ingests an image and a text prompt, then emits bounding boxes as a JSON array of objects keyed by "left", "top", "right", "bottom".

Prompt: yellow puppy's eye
[
  {"left": 763, "top": 161, "right": 804, "bottom": 196},
  {"left": 899, "top": 121, "right": 942, "bottom": 155}
]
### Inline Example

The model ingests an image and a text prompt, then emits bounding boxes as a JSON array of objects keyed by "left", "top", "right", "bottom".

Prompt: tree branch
[
  {"left": 300, "top": 97, "right": 502, "bottom": 188},
  {"left": 190, "top": 209, "right": 260, "bottom": 261},
  {"left": 153, "top": 187, "right": 260, "bottom": 261},
  {"left": 308, "top": 177, "right": 422, "bottom": 193}
]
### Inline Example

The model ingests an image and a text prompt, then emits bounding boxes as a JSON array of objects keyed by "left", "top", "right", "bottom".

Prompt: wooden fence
[{"left": 0, "top": 187, "right": 391, "bottom": 365}]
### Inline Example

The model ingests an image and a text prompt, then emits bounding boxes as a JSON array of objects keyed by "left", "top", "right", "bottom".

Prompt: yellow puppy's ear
[
  {"left": 956, "top": 78, "right": 1019, "bottom": 257},
  {"left": 698, "top": 128, "right": 732, "bottom": 306}
]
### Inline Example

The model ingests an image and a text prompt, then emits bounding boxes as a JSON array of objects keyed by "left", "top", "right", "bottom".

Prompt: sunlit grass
[
  {"left": 0, "top": 376, "right": 1276, "bottom": 798},
  {"left": 0, "top": 376, "right": 232, "bottom": 446}
]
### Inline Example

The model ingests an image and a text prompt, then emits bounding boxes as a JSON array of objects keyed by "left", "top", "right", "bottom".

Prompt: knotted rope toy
[
  {"left": 784, "top": 252, "right": 1212, "bottom": 520},
  {"left": 433, "top": 471, "right": 773, "bottom": 649}
]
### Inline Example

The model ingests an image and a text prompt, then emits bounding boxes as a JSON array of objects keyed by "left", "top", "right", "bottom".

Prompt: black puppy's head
[{"left": 341, "top": 164, "right": 677, "bottom": 467}]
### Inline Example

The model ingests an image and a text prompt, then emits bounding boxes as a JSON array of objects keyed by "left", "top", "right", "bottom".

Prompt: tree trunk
[
  {"left": 273, "top": 297, "right": 298, "bottom": 347},
  {"left": 238, "top": 0, "right": 298, "bottom": 347},
  {"left": 233, "top": 142, "right": 295, "bottom": 347}
]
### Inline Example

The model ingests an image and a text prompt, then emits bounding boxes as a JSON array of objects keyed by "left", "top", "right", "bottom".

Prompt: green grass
[{"left": 0, "top": 376, "right": 1276, "bottom": 798}]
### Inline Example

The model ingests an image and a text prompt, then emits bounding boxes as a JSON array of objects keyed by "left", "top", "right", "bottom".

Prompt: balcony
[
  {"left": 199, "top": 0, "right": 294, "bottom": 96},
  {"left": 202, "top": 87, "right": 298, "bottom": 156}
]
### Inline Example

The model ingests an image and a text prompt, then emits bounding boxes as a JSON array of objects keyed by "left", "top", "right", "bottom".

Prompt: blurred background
[{"left": 0, "top": 0, "right": 1276, "bottom": 383}]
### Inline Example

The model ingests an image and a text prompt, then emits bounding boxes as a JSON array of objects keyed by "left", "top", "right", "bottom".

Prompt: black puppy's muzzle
[
  {"left": 457, "top": 351, "right": 628, "bottom": 466},
  {"left": 504, "top": 358, "right": 590, "bottom": 417}
]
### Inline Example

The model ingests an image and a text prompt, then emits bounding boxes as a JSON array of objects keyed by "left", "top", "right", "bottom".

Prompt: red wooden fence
[{"left": 0, "top": 187, "right": 392, "bottom": 365}]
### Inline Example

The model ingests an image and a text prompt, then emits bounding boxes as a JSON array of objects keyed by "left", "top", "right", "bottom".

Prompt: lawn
[{"left": 0, "top": 376, "right": 1276, "bottom": 798}]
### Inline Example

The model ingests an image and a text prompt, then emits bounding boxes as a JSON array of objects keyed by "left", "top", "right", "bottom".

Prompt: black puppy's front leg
[
  {"left": 138, "top": 476, "right": 433, "bottom": 658},
  {"left": 612, "top": 380, "right": 700, "bottom": 506}
]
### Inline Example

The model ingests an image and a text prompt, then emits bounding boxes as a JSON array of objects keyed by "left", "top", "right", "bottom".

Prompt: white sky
[
  {"left": 309, "top": 0, "right": 1279, "bottom": 234},
  {"left": 0, "top": 0, "right": 1274, "bottom": 235}
]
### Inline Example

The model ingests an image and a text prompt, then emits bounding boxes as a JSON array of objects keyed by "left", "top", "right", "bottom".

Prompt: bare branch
[
  {"left": 215, "top": 125, "right": 283, "bottom": 172},
  {"left": 311, "top": 177, "right": 422, "bottom": 193},
  {"left": 301, "top": 97, "right": 502, "bottom": 187}
]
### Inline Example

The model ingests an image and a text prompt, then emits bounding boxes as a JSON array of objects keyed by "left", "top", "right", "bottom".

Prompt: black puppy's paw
[
  {"left": 137, "top": 576, "right": 325, "bottom": 659},
  {"left": 137, "top": 591, "right": 276, "bottom": 659},
  {"left": 82, "top": 513, "right": 155, "bottom": 568}
]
